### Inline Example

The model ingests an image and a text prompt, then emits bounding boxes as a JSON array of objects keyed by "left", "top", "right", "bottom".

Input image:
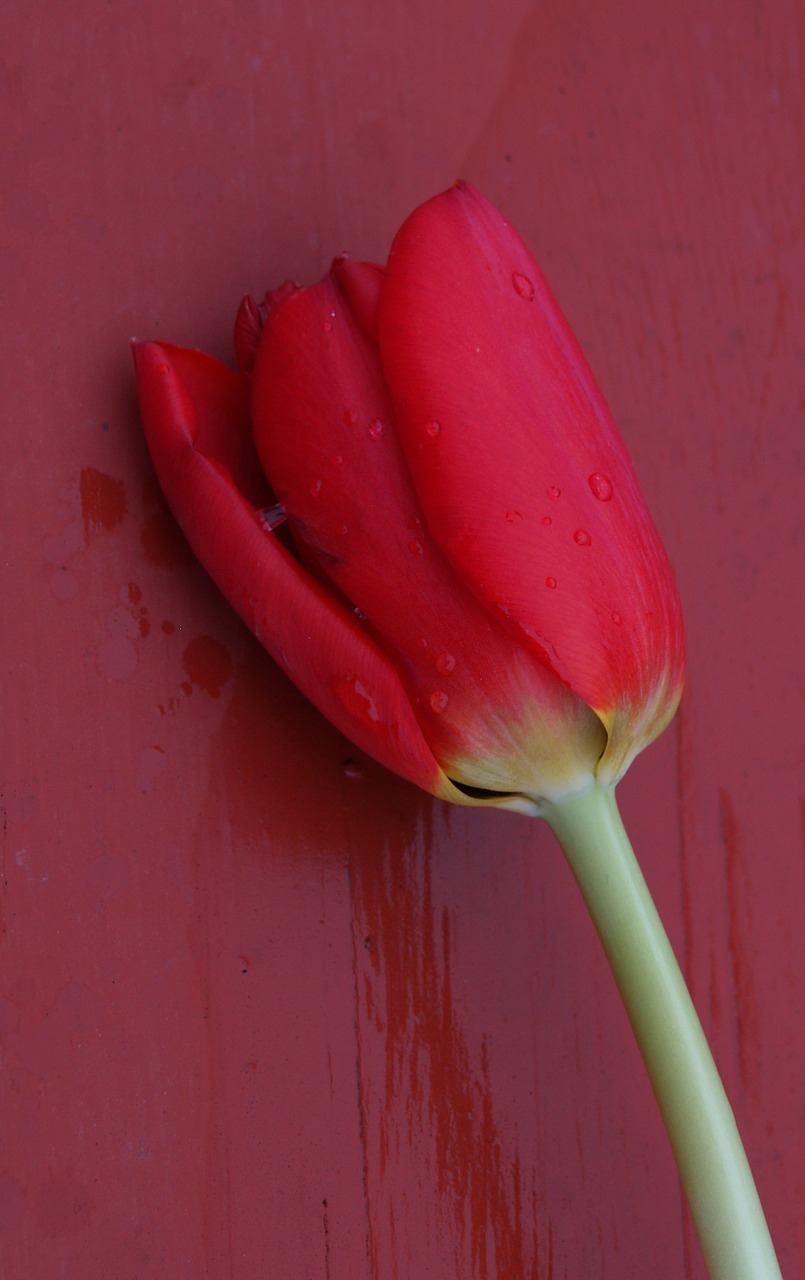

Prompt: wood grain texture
[{"left": 2, "top": 1, "right": 802, "bottom": 1276}]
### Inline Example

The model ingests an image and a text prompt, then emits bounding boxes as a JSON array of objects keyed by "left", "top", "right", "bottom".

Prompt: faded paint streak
[
  {"left": 349, "top": 824, "right": 541, "bottom": 1279},
  {"left": 719, "top": 787, "right": 760, "bottom": 1100},
  {"left": 79, "top": 467, "right": 127, "bottom": 541}
]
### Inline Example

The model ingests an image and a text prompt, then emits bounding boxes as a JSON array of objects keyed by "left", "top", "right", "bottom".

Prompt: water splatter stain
[
  {"left": 182, "top": 636, "right": 233, "bottom": 698},
  {"left": 140, "top": 511, "right": 193, "bottom": 568}
]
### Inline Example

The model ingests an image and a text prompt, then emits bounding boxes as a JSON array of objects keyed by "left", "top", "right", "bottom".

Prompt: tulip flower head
[{"left": 134, "top": 182, "right": 684, "bottom": 815}]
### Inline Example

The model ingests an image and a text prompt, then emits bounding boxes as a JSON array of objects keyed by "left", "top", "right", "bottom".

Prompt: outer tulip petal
[
  {"left": 379, "top": 182, "right": 684, "bottom": 778},
  {"left": 250, "top": 278, "right": 606, "bottom": 802},
  {"left": 133, "top": 340, "right": 473, "bottom": 804}
]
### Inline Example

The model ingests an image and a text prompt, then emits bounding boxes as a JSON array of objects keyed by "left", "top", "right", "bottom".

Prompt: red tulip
[
  {"left": 134, "top": 190, "right": 788, "bottom": 1280},
  {"left": 133, "top": 182, "right": 684, "bottom": 814}
]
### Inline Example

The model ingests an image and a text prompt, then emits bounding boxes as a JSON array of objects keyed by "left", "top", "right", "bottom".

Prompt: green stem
[{"left": 541, "top": 784, "right": 782, "bottom": 1280}]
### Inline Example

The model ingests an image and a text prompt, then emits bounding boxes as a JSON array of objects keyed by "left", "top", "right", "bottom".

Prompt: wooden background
[{"left": 2, "top": 1, "right": 802, "bottom": 1276}]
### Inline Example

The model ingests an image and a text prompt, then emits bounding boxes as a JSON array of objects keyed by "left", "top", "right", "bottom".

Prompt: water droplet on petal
[
  {"left": 505, "top": 509, "right": 522, "bottom": 523},
  {"left": 256, "top": 502, "right": 287, "bottom": 531},
  {"left": 342, "top": 409, "right": 357, "bottom": 426},
  {"left": 353, "top": 606, "right": 366, "bottom": 621},
  {"left": 547, "top": 485, "right": 561, "bottom": 500},
  {"left": 546, "top": 576, "right": 557, "bottom": 589},
  {"left": 542, "top": 516, "right": 552, "bottom": 527},
  {"left": 332, "top": 674, "right": 381, "bottom": 723},
  {"left": 574, "top": 528, "right": 592, "bottom": 546},
  {"left": 417, "top": 637, "right": 429, "bottom": 650},
  {"left": 425, "top": 419, "right": 442, "bottom": 437},
  {"left": 611, "top": 610, "right": 622, "bottom": 625},
  {"left": 323, "top": 320, "right": 333, "bottom": 333},
  {"left": 342, "top": 758, "right": 364, "bottom": 779},
  {"left": 429, "top": 690, "right": 449, "bottom": 713},
  {"left": 512, "top": 271, "right": 535, "bottom": 300},
  {"left": 156, "top": 363, "right": 170, "bottom": 375},
  {"left": 408, "top": 539, "right": 424, "bottom": 555},
  {"left": 369, "top": 418, "right": 386, "bottom": 439},
  {"left": 330, "top": 453, "right": 343, "bottom": 467},
  {"left": 309, "top": 477, "right": 322, "bottom": 497},
  {"left": 589, "top": 472, "right": 614, "bottom": 501},
  {"left": 435, "top": 652, "right": 456, "bottom": 674}
]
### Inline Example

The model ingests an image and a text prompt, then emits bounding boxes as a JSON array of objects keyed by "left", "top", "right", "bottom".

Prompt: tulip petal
[
  {"left": 379, "top": 182, "right": 684, "bottom": 775},
  {"left": 330, "top": 256, "right": 384, "bottom": 342},
  {"left": 133, "top": 340, "right": 471, "bottom": 803},
  {"left": 233, "top": 295, "right": 265, "bottom": 377},
  {"left": 250, "top": 278, "right": 606, "bottom": 802}
]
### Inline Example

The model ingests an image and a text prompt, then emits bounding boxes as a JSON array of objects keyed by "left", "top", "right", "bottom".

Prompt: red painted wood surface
[{"left": 2, "top": 2, "right": 802, "bottom": 1276}]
